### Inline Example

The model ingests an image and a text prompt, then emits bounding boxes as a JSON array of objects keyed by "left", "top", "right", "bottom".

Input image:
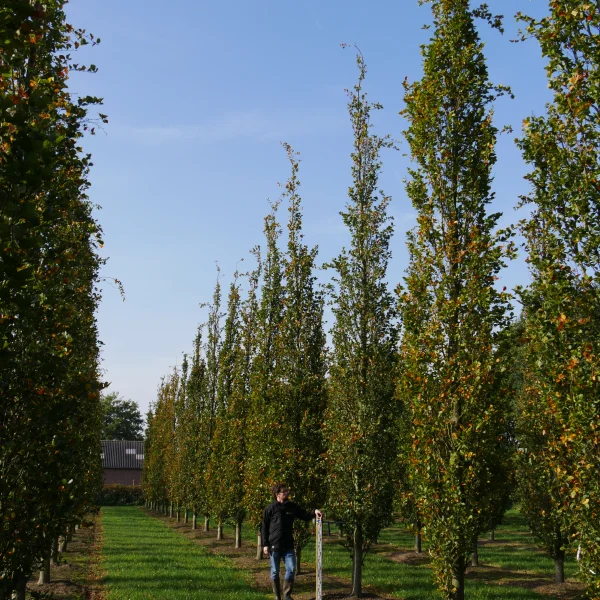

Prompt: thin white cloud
[{"left": 114, "top": 111, "right": 345, "bottom": 147}]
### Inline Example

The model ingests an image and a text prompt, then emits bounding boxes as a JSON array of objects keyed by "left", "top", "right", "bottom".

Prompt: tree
[
  {"left": 399, "top": 3, "right": 514, "bottom": 599},
  {"left": 516, "top": 2, "right": 600, "bottom": 593},
  {"left": 324, "top": 50, "right": 399, "bottom": 598},
  {"left": 208, "top": 273, "right": 243, "bottom": 539},
  {"left": 143, "top": 372, "right": 177, "bottom": 513},
  {"left": 0, "top": 2, "right": 105, "bottom": 596},
  {"left": 210, "top": 260, "right": 260, "bottom": 547},
  {"left": 268, "top": 144, "right": 328, "bottom": 573},
  {"left": 101, "top": 392, "right": 144, "bottom": 440},
  {"left": 244, "top": 201, "right": 285, "bottom": 552},
  {"left": 196, "top": 275, "right": 223, "bottom": 530},
  {"left": 182, "top": 328, "right": 208, "bottom": 529}
]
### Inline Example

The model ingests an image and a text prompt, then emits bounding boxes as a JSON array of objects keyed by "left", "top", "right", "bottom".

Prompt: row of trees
[
  {"left": 144, "top": 2, "right": 600, "bottom": 599},
  {"left": 1, "top": 2, "right": 107, "bottom": 598},
  {"left": 144, "top": 141, "right": 329, "bottom": 568}
]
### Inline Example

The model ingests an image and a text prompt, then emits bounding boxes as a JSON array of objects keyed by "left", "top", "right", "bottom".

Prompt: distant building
[{"left": 102, "top": 440, "right": 144, "bottom": 486}]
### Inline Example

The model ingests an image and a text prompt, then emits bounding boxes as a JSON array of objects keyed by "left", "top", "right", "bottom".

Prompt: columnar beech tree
[
  {"left": 195, "top": 277, "right": 223, "bottom": 529},
  {"left": 516, "top": 374, "right": 573, "bottom": 583},
  {"left": 184, "top": 329, "right": 208, "bottom": 528},
  {"left": 505, "top": 318, "right": 572, "bottom": 583},
  {"left": 144, "top": 372, "right": 177, "bottom": 511},
  {"left": 325, "top": 52, "right": 399, "bottom": 598},
  {"left": 270, "top": 145, "right": 328, "bottom": 572},
  {"left": 208, "top": 274, "right": 242, "bottom": 538},
  {"left": 1, "top": 2, "right": 105, "bottom": 596},
  {"left": 399, "top": 3, "right": 514, "bottom": 599},
  {"left": 244, "top": 202, "right": 285, "bottom": 545},
  {"left": 516, "top": 2, "right": 600, "bottom": 593},
  {"left": 212, "top": 262, "right": 260, "bottom": 547}
]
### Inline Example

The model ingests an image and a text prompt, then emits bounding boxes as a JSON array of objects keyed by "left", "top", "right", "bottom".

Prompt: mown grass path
[
  {"left": 103, "top": 507, "right": 585, "bottom": 600},
  {"left": 101, "top": 507, "right": 268, "bottom": 600}
]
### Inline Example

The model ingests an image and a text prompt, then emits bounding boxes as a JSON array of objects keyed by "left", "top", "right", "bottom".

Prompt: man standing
[{"left": 262, "top": 482, "right": 322, "bottom": 600}]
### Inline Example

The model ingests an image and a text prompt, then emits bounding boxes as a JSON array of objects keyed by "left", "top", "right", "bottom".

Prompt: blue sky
[{"left": 65, "top": 0, "right": 550, "bottom": 416}]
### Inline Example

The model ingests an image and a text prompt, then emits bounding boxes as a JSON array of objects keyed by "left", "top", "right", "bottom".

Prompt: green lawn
[
  {"left": 102, "top": 507, "right": 585, "bottom": 600},
  {"left": 101, "top": 507, "right": 268, "bottom": 600},
  {"left": 296, "top": 509, "right": 583, "bottom": 600}
]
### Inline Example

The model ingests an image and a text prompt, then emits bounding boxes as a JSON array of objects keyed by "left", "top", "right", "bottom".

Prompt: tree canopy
[{"left": 101, "top": 392, "right": 144, "bottom": 441}]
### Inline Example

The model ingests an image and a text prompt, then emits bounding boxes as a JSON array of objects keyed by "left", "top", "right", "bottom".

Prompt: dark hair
[{"left": 272, "top": 482, "right": 289, "bottom": 499}]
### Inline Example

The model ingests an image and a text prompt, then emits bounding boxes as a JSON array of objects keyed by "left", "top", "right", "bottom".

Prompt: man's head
[{"left": 272, "top": 482, "right": 290, "bottom": 503}]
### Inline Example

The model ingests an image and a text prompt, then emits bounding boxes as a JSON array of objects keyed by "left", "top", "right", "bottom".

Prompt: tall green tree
[
  {"left": 324, "top": 51, "right": 399, "bottom": 598},
  {"left": 399, "top": 3, "right": 514, "bottom": 599},
  {"left": 0, "top": 2, "right": 105, "bottom": 596},
  {"left": 183, "top": 328, "right": 208, "bottom": 529},
  {"left": 516, "top": 2, "right": 600, "bottom": 593},
  {"left": 244, "top": 201, "right": 285, "bottom": 552},
  {"left": 211, "top": 260, "right": 260, "bottom": 547},
  {"left": 200, "top": 276, "right": 222, "bottom": 529},
  {"left": 208, "top": 273, "right": 242, "bottom": 538},
  {"left": 268, "top": 144, "right": 328, "bottom": 572},
  {"left": 143, "top": 373, "right": 177, "bottom": 512},
  {"left": 101, "top": 392, "right": 144, "bottom": 440}
]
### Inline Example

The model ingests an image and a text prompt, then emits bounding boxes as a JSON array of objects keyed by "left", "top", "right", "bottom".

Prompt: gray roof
[{"left": 101, "top": 440, "right": 144, "bottom": 469}]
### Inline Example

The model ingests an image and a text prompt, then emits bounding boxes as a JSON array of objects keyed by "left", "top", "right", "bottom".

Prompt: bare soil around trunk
[
  {"left": 25, "top": 513, "right": 106, "bottom": 600},
  {"left": 149, "top": 509, "right": 587, "bottom": 600}
]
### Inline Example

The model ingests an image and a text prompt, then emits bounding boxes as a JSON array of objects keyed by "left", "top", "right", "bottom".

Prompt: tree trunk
[
  {"left": 554, "top": 550, "right": 565, "bottom": 583},
  {"left": 415, "top": 532, "right": 422, "bottom": 554},
  {"left": 204, "top": 516, "right": 210, "bottom": 532},
  {"left": 176, "top": 508, "right": 180, "bottom": 523},
  {"left": 217, "top": 521, "right": 223, "bottom": 540},
  {"left": 256, "top": 533, "right": 263, "bottom": 560},
  {"left": 489, "top": 530, "right": 495, "bottom": 541},
  {"left": 11, "top": 577, "right": 26, "bottom": 600},
  {"left": 350, "top": 525, "right": 363, "bottom": 598},
  {"left": 295, "top": 545, "right": 302, "bottom": 576},
  {"left": 192, "top": 510, "right": 197, "bottom": 530},
  {"left": 38, "top": 556, "right": 50, "bottom": 584},
  {"left": 59, "top": 535, "right": 68, "bottom": 553},
  {"left": 235, "top": 520, "right": 242, "bottom": 548},
  {"left": 471, "top": 536, "right": 479, "bottom": 567},
  {"left": 169, "top": 502, "right": 173, "bottom": 518},
  {"left": 51, "top": 537, "right": 59, "bottom": 565},
  {"left": 184, "top": 509, "right": 189, "bottom": 524},
  {"left": 66, "top": 524, "right": 73, "bottom": 542},
  {"left": 451, "top": 555, "right": 465, "bottom": 600}
]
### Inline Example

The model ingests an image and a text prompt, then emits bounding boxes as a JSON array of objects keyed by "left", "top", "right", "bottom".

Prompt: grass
[
  {"left": 104, "top": 506, "right": 586, "bottom": 600},
  {"left": 295, "top": 509, "right": 584, "bottom": 599},
  {"left": 101, "top": 507, "right": 269, "bottom": 600}
]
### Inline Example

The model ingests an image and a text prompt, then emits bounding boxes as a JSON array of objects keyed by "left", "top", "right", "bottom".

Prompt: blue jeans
[{"left": 269, "top": 548, "right": 295, "bottom": 581}]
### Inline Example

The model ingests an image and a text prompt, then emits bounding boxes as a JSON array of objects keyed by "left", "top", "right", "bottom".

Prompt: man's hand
[
  {"left": 315, "top": 509, "right": 323, "bottom": 519},
  {"left": 263, "top": 546, "right": 269, "bottom": 557}
]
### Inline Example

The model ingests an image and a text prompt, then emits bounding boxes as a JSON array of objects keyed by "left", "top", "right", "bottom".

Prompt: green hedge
[{"left": 98, "top": 484, "right": 144, "bottom": 506}]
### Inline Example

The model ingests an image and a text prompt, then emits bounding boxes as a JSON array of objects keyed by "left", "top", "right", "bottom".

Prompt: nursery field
[{"left": 96, "top": 507, "right": 586, "bottom": 600}]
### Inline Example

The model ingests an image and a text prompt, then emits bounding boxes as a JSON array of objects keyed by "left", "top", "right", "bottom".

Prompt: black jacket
[{"left": 261, "top": 500, "right": 315, "bottom": 552}]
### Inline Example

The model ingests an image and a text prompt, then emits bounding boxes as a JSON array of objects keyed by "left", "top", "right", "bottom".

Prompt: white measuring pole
[{"left": 316, "top": 517, "right": 323, "bottom": 600}]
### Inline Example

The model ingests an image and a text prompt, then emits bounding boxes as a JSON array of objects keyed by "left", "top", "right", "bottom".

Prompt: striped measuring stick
[{"left": 316, "top": 517, "right": 323, "bottom": 600}]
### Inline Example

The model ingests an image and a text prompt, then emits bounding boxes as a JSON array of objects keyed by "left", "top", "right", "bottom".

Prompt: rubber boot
[
  {"left": 283, "top": 578, "right": 294, "bottom": 600},
  {"left": 271, "top": 578, "right": 282, "bottom": 600}
]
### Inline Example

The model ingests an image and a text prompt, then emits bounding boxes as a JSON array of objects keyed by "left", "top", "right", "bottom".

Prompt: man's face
[{"left": 276, "top": 488, "right": 290, "bottom": 503}]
